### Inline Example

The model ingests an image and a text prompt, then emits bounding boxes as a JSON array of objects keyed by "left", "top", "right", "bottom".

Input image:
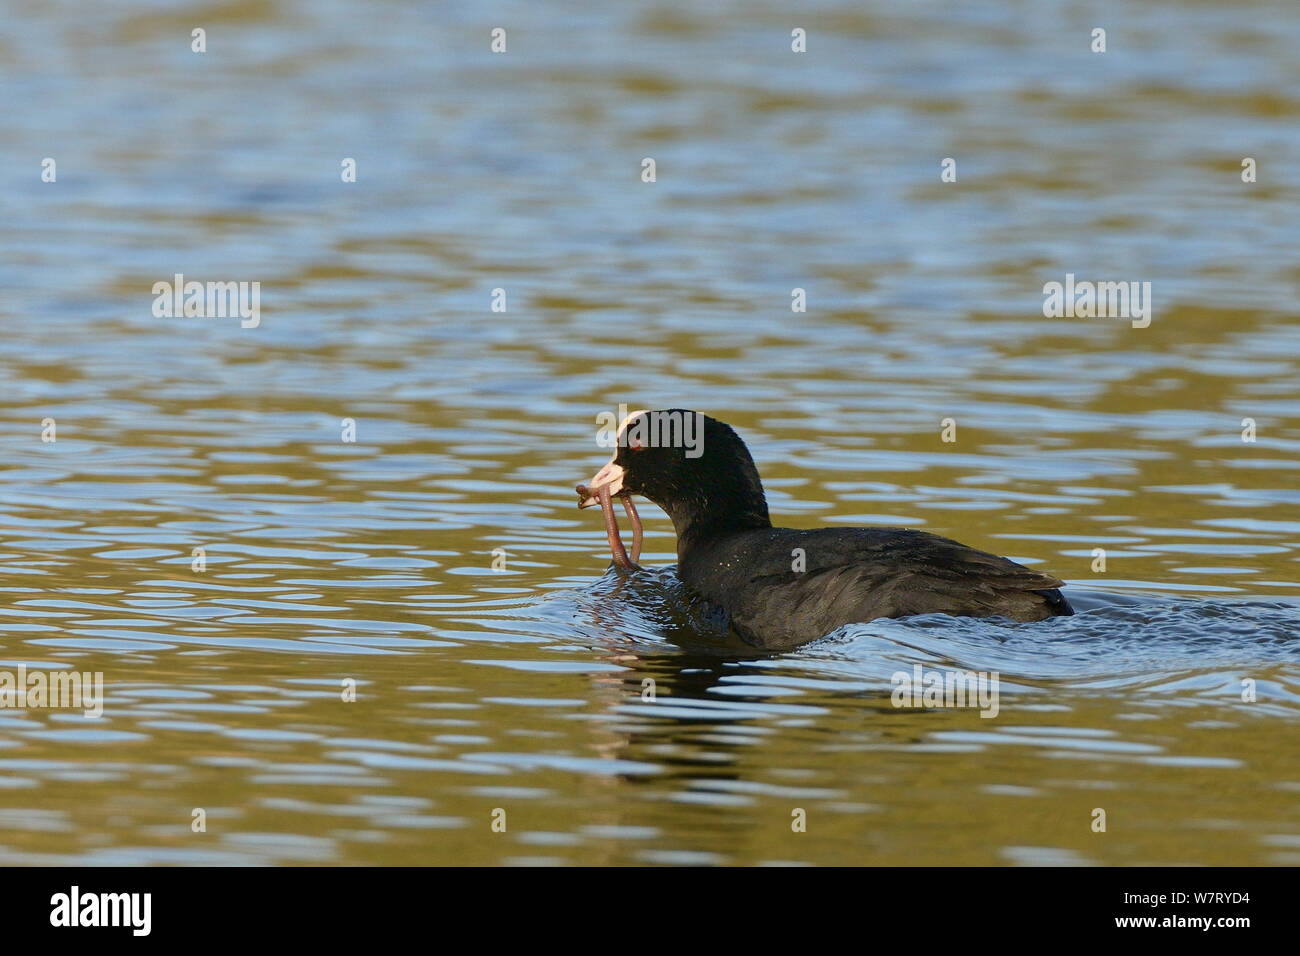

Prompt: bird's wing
[{"left": 722, "top": 528, "right": 1066, "bottom": 647}]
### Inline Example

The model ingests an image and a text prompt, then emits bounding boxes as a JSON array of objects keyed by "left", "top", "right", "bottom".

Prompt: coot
[{"left": 577, "top": 409, "right": 1073, "bottom": 649}]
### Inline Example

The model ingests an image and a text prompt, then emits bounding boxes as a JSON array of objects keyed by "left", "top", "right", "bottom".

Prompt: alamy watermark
[
  {"left": 0, "top": 665, "right": 104, "bottom": 718},
  {"left": 151, "top": 273, "right": 260, "bottom": 328},
  {"left": 1042, "top": 273, "right": 1151, "bottom": 328},
  {"left": 596, "top": 404, "right": 704, "bottom": 458},
  {"left": 891, "top": 665, "right": 999, "bottom": 718}
]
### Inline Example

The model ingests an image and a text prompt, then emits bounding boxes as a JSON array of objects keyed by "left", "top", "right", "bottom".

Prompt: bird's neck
[{"left": 668, "top": 492, "right": 771, "bottom": 558}]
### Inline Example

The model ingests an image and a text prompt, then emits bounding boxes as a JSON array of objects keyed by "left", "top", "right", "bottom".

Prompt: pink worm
[
  {"left": 621, "top": 493, "right": 643, "bottom": 565},
  {"left": 589, "top": 484, "right": 642, "bottom": 568}
]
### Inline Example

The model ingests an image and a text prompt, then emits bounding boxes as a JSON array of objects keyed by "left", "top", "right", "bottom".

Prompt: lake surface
[{"left": 1, "top": 0, "right": 1297, "bottom": 865}]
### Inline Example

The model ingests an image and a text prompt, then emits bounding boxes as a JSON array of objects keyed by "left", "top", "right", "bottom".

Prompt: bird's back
[{"left": 680, "top": 526, "right": 1072, "bottom": 649}]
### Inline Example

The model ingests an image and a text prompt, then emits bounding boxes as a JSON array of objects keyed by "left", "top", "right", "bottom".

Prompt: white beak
[{"left": 576, "top": 459, "right": 626, "bottom": 508}]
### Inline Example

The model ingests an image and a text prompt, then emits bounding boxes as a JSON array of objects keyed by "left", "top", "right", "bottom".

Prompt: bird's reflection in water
[{"left": 575, "top": 563, "right": 834, "bottom": 803}]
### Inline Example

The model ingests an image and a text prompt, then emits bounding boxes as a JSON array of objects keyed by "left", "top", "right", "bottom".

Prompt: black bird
[{"left": 577, "top": 409, "right": 1073, "bottom": 650}]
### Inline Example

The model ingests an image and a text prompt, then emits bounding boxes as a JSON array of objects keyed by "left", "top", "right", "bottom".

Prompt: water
[{"left": 1, "top": 0, "right": 1298, "bottom": 865}]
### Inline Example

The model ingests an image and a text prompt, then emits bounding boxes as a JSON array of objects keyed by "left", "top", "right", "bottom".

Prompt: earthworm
[
  {"left": 621, "top": 493, "right": 643, "bottom": 564},
  {"left": 596, "top": 483, "right": 635, "bottom": 569}
]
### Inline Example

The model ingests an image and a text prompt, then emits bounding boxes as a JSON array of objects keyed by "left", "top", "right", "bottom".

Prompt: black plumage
[{"left": 579, "top": 410, "right": 1073, "bottom": 650}]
